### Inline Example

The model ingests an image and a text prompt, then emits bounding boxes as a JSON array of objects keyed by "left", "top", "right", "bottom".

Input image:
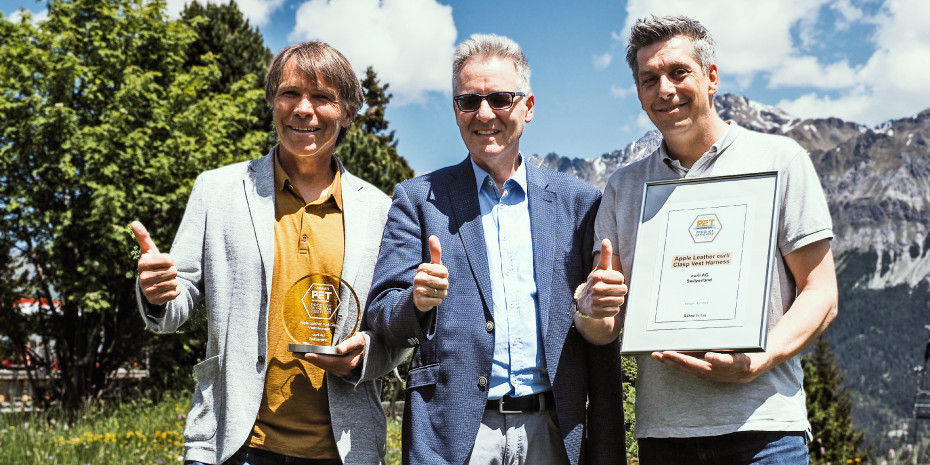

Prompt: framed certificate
[{"left": 620, "top": 172, "right": 781, "bottom": 355}]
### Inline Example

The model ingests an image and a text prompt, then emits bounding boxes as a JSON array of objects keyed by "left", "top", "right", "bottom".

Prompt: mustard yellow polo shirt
[{"left": 248, "top": 152, "right": 344, "bottom": 459}]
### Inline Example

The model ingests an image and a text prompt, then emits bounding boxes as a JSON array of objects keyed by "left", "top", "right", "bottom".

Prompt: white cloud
[
  {"left": 635, "top": 112, "right": 653, "bottom": 132},
  {"left": 232, "top": 0, "right": 286, "bottom": 26},
  {"left": 622, "top": 0, "right": 830, "bottom": 83},
  {"left": 776, "top": 92, "right": 871, "bottom": 122},
  {"left": 610, "top": 83, "right": 634, "bottom": 99},
  {"left": 621, "top": 0, "right": 930, "bottom": 126},
  {"left": 766, "top": 56, "right": 858, "bottom": 89},
  {"left": 288, "top": 0, "right": 456, "bottom": 105},
  {"left": 779, "top": 0, "right": 930, "bottom": 124},
  {"left": 7, "top": 8, "right": 48, "bottom": 23},
  {"left": 830, "top": 0, "right": 863, "bottom": 29},
  {"left": 593, "top": 52, "right": 612, "bottom": 70},
  {"left": 163, "top": 0, "right": 284, "bottom": 26}
]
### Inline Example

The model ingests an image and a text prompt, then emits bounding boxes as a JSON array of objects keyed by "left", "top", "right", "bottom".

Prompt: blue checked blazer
[{"left": 367, "top": 157, "right": 625, "bottom": 465}]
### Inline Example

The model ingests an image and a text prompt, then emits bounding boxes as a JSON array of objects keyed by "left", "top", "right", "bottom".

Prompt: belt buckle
[{"left": 498, "top": 396, "right": 523, "bottom": 414}]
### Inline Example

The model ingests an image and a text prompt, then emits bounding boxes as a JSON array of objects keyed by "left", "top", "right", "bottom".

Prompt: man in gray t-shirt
[{"left": 575, "top": 15, "right": 837, "bottom": 465}]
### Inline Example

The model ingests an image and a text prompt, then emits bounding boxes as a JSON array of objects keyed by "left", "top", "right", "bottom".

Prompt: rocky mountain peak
[{"left": 715, "top": 93, "right": 800, "bottom": 134}]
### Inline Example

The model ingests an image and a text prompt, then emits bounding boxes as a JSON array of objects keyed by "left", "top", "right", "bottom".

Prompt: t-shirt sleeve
[
  {"left": 594, "top": 173, "right": 622, "bottom": 257},
  {"left": 778, "top": 149, "right": 834, "bottom": 256}
]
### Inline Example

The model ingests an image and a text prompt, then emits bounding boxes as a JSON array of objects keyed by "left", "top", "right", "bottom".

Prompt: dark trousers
[
  {"left": 186, "top": 445, "right": 342, "bottom": 465},
  {"left": 638, "top": 431, "right": 808, "bottom": 465}
]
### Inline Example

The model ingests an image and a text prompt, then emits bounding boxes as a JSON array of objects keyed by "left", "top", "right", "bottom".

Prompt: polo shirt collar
[
  {"left": 273, "top": 146, "right": 343, "bottom": 211},
  {"left": 660, "top": 122, "right": 738, "bottom": 175}
]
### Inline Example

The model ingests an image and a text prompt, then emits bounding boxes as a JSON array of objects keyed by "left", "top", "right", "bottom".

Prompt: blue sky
[{"left": 4, "top": 0, "right": 930, "bottom": 174}]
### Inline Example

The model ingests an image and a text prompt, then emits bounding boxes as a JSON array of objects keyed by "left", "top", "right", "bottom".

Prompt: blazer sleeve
[
  {"left": 343, "top": 180, "right": 412, "bottom": 385},
  {"left": 350, "top": 330, "right": 411, "bottom": 385},
  {"left": 579, "top": 191, "right": 626, "bottom": 461},
  {"left": 136, "top": 174, "right": 207, "bottom": 333},
  {"left": 366, "top": 182, "right": 435, "bottom": 349}
]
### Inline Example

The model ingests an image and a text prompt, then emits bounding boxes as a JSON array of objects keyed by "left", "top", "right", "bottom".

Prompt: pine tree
[
  {"left": 181, "top": 0, "right": 272, "bottom": 94},
  {"left": 181, "top": 0, "right": 274, "bottom": 141},
  {"left": 803, "top": 337, "right": 869, "bottom": 463},
  {"left": 336, "top": 67, "right": 414, "bottom": 194}
]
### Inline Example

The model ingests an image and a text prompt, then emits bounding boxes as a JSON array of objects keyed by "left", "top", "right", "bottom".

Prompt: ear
[
  {"left": 523, "top": 93, "right": 535, "bottom": 123},
  {"left": 707, "top": 64, "right": 719, "bottom": 96},
  {"left": 340, "top": 110, "right": 351, "bottom": 129}
]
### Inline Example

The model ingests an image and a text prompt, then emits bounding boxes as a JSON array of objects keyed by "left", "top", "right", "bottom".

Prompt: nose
[
  {"left": 658, "top": 75, "right": 675, "bottom": 99},
  {"left": 295, "top": 95, "right": 314, "bottom": 116},
  {"left": 475, "top": 98, "right": 496, "bottom": 121}
]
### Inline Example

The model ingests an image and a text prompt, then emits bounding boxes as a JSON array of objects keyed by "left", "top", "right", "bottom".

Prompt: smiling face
[
  {"left": 272, "top": 58, "right": 350, "bottom": 164},
  {"left": 636, "top": 35, "right": 718, "bottom": 140},
  {"left": 454, "top": 55, "right": 534, "bottom": 174}
]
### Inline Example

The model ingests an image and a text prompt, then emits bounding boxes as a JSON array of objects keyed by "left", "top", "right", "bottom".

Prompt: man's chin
[
  {"left": 652, "top": 118, "right": 693, "bottom": 135},
  {"left": 469, "top": 147, "right": 511, "bottom": 160}
]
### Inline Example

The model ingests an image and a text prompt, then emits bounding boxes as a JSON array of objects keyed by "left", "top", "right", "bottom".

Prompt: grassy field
[
  {"left": 0, "top": 392, "right": 189, "bottom": 464},
  {"left": 0, "top": 391, "right": 402, "bottom": 465},
  {"left": 0, "top": 391, "right": 924, "bottom": 464}
]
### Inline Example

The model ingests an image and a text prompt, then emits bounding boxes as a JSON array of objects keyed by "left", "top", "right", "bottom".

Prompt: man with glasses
[
  {"left": 581, "top": 16, "right": 837, "bottom": 464},
  {"left": 367, "top": 33, "right": 626, "bottom": 464}
]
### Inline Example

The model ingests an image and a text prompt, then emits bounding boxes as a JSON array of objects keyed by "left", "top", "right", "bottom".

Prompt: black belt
[{"left": 486, "top": 391, "right": 554, "bottom": 413}]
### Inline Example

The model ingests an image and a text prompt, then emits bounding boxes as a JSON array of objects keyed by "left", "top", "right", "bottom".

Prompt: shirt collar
[
  {"left": 659, "top": 122, "right": 737, "bottom": 175},
  {"left": 470, "top": 155, "right": 528, "bottom": 197},
  {"left": 273, "top": 146, "right": 344, "bottom": 211}
]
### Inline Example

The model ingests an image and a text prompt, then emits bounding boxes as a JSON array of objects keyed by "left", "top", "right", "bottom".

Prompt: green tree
[
  {"left": 182, "top": 0, "right": 272, "bottom": 94},
  {"left": 336, "top": 67, "right": 414, "bottom": 194},
  {"left": 181, "top": 0, "right": 274, "bottom": 143},
  {"left": 622, "top": 354, "right": 638, "bottom": 460},
  {"left": 0, "top": 0, "right": 267, "bottom": 409},
  {"left": 803, "top": 337, "right": 869, "bottom": 463}
]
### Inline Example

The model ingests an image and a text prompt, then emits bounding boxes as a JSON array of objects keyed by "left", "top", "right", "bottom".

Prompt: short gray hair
[
  {"left": 452, "top": 33, "right": 531, "bottom": 94},
  {"left": 626, "top": 15, "right": 716, "bottom": 84}
]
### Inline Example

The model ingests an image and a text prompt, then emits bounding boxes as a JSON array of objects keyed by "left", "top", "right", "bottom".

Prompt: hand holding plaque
[{"left": 284, "top": 273, "right": 361, "bottom": 354}]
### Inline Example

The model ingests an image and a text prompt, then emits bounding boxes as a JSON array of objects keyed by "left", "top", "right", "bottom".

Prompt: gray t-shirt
[{"left": 595, "top": 122, "right": 833, "bottom": 438}]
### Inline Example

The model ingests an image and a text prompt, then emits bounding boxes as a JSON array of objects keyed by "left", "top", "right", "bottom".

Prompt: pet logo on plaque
[{"left": 283, "top": 274, "right": 360, "bottom": 354}]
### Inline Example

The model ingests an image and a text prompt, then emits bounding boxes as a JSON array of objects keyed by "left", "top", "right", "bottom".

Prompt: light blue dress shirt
[{"left": 471, "top": 158, "right": 549, "bottom": 400}]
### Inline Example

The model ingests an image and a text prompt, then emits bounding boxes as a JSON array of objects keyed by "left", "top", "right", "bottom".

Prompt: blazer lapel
[
  {"left": 245, "top": 150, "right": 276, "bottom": 296},
  {"left": 446, "top": 158, "right": 493, "bottom": 313},
  {"left": 335, "top": 159, "right": 364, "bottom": 341},
  {"left": 526, "top": 163, "right": 556, "bottom": 337}
]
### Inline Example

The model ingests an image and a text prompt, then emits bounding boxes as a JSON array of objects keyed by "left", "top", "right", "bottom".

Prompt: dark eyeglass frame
[{"left": 453, "top": 91, "right": 526, "bottom": 112}]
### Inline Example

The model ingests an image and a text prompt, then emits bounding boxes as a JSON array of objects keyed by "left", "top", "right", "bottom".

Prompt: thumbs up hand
[
  {"left": 132, "top": 221, "right": 181, "bottom": 306},
  {"left": 575, "top": 239, "right": 627, "bottom": 320},
  {"left": 413, "top": 235, "right": 449, "bottom": 312}
]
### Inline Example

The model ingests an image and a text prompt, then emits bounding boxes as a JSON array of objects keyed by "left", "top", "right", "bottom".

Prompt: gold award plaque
[{"left": 283, "top": 274, "right": 360, "bottom": 354}]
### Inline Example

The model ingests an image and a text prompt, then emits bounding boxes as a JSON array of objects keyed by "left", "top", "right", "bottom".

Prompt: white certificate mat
[{"left": 620, "top": 172, "right": 780, "bottom": 355}]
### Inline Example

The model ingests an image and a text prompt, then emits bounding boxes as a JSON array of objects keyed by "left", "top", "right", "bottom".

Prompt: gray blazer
[{"left": 137, "top": 149, "right": 406, "bottom": 464}]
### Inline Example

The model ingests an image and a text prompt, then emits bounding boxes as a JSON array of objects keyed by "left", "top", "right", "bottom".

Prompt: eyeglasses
[{"left": 453, "top": 91, "right": 526, "bottom": 112}]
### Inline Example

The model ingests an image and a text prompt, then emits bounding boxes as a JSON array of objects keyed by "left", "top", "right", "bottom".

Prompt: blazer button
[
  {"left": 257, "top": 355, "right": 266, "bottom": 365},
  {"left": 478, "top": 376, "right": 488, "bottom": 388},
  {"left": 485, "top": 321, "right": 494, "bottom": 332}
]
